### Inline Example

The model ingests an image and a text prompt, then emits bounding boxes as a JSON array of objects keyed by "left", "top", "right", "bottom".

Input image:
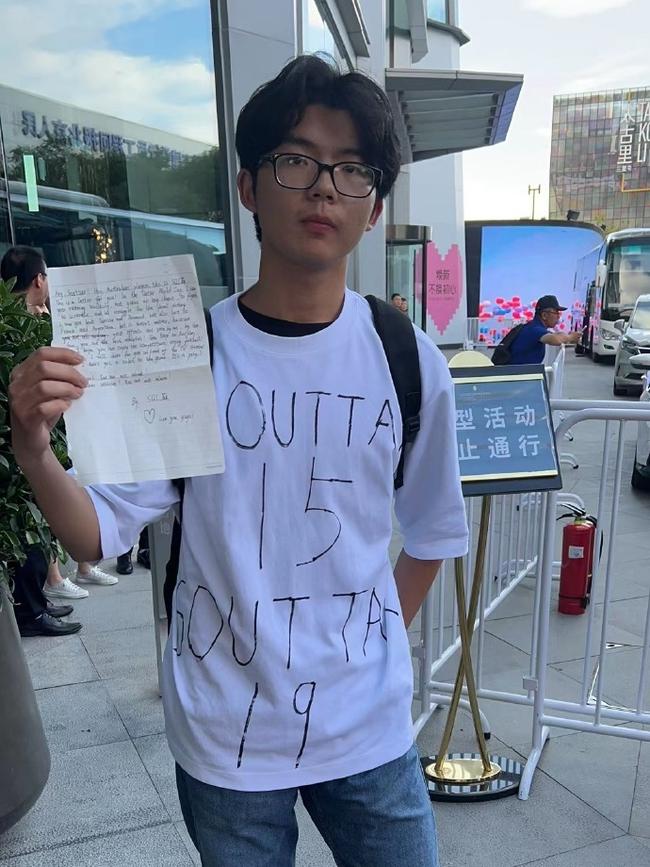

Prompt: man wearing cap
[{"left": 508, "top": 294, "right": 580, "bottom": 365}]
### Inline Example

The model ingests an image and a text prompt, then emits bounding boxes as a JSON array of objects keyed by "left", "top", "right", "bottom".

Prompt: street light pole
[{"left": 528, "top": 184, "right": 541, "bottom": 220}]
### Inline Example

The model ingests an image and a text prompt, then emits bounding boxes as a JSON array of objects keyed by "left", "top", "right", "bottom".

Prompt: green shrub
[{"left": 0, "top": 278, "right": 68, "bottom": 591}]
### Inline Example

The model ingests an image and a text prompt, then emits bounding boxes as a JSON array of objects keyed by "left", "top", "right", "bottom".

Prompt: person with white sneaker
[
  {"left": 42, "top": 558, "right": 118, "bottom": 600},
  {"left": 43, "top": 560, "right": 89, "bottom": 600},
  {"left": 76, "top": 562, "right": 118, "bottom": 585}
]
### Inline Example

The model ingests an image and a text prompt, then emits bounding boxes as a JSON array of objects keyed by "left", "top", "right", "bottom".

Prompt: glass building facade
[
  {"left": 549, "top": 87, "right": 650, "bottom": 232},
  {"left": 427, "top": 0, "right": 449, "bottom": 23},
  {"left": 0, "top": 0, "right": 229, "bottom": 307}
]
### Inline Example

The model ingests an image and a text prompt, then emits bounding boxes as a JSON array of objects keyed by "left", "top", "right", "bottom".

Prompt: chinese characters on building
[
  {"left": 432, "top": 267, "right": 456, "bottom": 299},
  {"left": 615, "top": 102, "right": 650, "bottom": 174},
  {"left": 20, "top": 110, "right": 188, "bottom": 169}
]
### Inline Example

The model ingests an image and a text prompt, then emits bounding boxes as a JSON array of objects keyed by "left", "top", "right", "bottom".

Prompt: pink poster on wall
[{"left": 415, "top": 241, "right": 464, "bottom": 337}]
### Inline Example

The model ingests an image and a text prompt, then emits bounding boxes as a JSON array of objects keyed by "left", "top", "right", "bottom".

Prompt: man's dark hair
[
  {"left": 236, "top": 54, "right": 401, "bottom": 239},
  {"left": 0, "top": 246, "right": 46, "bottom": 293},
  {"left": 391, "top": 293, "right": 402, "bottom": 301}
]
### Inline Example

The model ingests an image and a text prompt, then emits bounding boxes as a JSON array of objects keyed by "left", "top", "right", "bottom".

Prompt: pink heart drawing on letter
[{"left": 425, "top": 242, "right": 463, "bottom": 335}]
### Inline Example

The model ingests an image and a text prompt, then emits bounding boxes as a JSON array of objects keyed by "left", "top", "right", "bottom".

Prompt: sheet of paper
[{"left": 48, "top": 254, "right": 225, "bottom": 486}]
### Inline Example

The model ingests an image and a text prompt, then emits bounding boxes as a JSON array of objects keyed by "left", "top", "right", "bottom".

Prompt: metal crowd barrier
[
  {"left": 411, "top": 398, "right": 650, "bottom": 801},
  {"left": 521, "top": 399, "right": 650, "bottom": 798},
  {"left": 464, "top": 317, "right": 481, "bottom": 350}
]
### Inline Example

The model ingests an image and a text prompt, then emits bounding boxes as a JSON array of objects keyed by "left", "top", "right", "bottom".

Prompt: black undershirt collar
[{"left": 237, "top": 297, "right": 330, "bottom": 337}]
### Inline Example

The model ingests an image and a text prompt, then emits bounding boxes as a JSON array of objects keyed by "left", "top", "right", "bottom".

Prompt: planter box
[{"left": 0, "top": 587, "right": 50, "bottom": 834}]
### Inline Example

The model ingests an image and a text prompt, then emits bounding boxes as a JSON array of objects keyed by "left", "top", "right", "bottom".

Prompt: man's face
[
  {"left": 26, "top": 265, "right": 49, "bottom": 309},
  {"left": 391, "top": 295, "right": 403, "bottom": 309},
  {"left": 539, "top": 307, "right": 561, "bottom": 328},
  {"left": 238, "top": 104, "right": 383, "bottom": 272}
]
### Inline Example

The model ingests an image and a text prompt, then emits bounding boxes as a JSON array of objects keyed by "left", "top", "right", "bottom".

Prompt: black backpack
[
  {"left": 163, "top": 296, "right": 422, "bottom": 622},
  {"left": 491, "top": 322, "right": 525, "bottom": 365}
]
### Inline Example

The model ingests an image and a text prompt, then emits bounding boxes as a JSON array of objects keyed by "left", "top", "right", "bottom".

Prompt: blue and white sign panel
[{"left": 451, "top": 366, "right": 561, "bottom": 497}]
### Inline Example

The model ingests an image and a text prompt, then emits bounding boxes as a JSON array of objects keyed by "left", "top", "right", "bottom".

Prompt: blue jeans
[{"left": 176, "top": 744, "right": 438, "bottom": 866}]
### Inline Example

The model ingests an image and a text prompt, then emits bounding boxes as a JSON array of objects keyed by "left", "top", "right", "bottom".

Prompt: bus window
[{"left": 606, "top": 242, "right": 650, "bottom": 311}]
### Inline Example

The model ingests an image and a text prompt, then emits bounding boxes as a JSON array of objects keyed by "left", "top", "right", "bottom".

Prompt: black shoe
[
  {"left": 116, "top": 551, "right": 133, "bottom": 575},
  {"left": 18, "top": 612, "right": 82, "bottom": 637},
  {"left": 136, "top": 548, "right": 150, "bottom": 570},
  {"left": 46, "top": 602, "right": 74, "bottom": 619}
]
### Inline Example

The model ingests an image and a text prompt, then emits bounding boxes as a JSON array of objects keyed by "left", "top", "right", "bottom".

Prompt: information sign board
[{"left": 451, "top": 364, "right": 561, "bottom": 497}]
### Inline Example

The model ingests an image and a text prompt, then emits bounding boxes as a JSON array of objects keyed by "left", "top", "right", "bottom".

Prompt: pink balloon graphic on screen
[{"left": 425, "top": 242, "right": 463, "bottom": 335}]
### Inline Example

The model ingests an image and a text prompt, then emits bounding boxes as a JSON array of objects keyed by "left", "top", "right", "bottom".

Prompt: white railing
[{"left": 521, "top": 399, "right": 650, "bottom": 798}]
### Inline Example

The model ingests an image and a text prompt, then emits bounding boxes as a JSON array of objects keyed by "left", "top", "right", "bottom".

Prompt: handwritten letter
[{"left": 48, "top": 254, "right": 224, "bottom": 485}]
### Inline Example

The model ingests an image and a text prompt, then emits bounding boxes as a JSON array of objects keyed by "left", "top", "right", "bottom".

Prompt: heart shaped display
[{"left": 425, "top": 242, "right": 463, "bottom": 336}]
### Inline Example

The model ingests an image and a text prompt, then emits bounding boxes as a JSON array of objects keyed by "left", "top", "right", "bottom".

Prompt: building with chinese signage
[
  {"left": 549, "top": 87, "right": 650, "bottom": 232},
  {"left": 0, "top": 1, "right": 522, "bottom": 346},
  {"left": 0, "top": 84, "right": 214, "bottom": 171}
]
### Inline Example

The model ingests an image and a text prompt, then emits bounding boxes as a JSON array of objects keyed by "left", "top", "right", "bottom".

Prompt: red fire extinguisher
[{"left": 558, "top": 511, "right": 598, "bottom": 616}]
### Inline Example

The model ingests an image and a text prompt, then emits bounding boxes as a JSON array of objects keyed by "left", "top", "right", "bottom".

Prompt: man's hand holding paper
[{"left": 46, "top": 254, "right": 225, "bottom": 485}]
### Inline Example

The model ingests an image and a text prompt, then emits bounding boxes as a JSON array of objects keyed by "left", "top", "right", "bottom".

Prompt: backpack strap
[
  {"left": 365, "top": 295, "right": 421, "bottom": 490},
  {"left": 204, "top": 307, "right": 214, "bottom": 365}
]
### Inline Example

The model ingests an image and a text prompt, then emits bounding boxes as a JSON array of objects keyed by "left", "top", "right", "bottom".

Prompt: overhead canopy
[{"left": 385, "top": 68, "right": 523, "bottom": 164}]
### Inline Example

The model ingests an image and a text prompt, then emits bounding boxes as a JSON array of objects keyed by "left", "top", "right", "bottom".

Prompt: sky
[{"left": 459, "top": 0, "right": 650, "bottom": 220}]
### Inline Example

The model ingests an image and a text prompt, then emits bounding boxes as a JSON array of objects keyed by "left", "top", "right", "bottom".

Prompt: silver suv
[
  {"left": 631, "top": 353, "right": 650, "bottom": 490},
  {"left": 614, "top": 294, "right": 650, "bottom": 396}
]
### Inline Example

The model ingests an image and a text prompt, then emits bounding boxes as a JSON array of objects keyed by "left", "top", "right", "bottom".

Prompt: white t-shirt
[{"left": 87, "top": 289, "right": 468, "bottom": 791}]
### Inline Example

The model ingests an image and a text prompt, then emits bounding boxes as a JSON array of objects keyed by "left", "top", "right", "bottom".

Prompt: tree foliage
[
  {"left": 9, "top": 135, "right": 224, "bottom": 223},
  {"left": 0, "top": 279, "right": 68, "bottom": 591}
]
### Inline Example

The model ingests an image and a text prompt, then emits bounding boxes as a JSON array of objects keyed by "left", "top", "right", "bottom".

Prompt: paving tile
[
  {"left": 486, "top": 606, "right": 638, "bottom": 666},
  {"left": 0, "top": 741, "right": 167, "bottom": 859},
  {"left": 556, "top": 645, "right": 650, "bottom": 713},
  {"left": 133, "top": 734, "right": 182, "bottom": 822},
  {"left": 432, "top": 760, "right": 622, "bottom": 867},
  {"left": 511, "top": 834, "right": 650, "bottom": 866},
  {"left": 174, "top": 822, "right": 201, "bottom": 866},
  {"left": 36, "top": 680, "right": 129, "bottom": 754},
  {"left": 81, "top": 625, "right": 158, "bottom": 680},
  {"left": 79, "top": 588, "right": 154, "bottom": 635},
  {"left": 0, "top": 824, "right": 193, "bottom": 866},
  {"left": 629, "top": 736, "right": 650, "bottom": 837},
  {"left": 296, "top": 797, "right": 336, "bottom": 867},
  {"left": 23, "top": 634, "right": 98, "bottom": 691},
  {"left": 534, "top": 730, "right": 640, "bottom": 831},
  {"left": 102, "top": 674, "right": 166, "bottom": 739}
]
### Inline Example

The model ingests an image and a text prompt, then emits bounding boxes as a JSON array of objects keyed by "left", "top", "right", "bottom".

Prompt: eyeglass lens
[{"left": 274, "top": 154, "right": 376, "bottom": 197}]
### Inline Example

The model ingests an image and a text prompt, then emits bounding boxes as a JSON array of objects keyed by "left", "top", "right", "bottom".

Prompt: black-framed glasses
[{"left": 259, "top": 153, "right": 382, "bottom": 198}]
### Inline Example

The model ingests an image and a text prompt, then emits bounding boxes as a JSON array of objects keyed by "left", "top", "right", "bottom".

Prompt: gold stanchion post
[{"left": 427, "top": 495, "right": 501, "bottom": 784}]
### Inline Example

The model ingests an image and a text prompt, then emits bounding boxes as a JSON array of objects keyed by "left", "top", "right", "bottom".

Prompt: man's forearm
[
  {"left": 393, "top": 550, "right": 443, "bottom": 627},
  {"left": 16, "top": 448, "right": 101, "bottom": 562}
]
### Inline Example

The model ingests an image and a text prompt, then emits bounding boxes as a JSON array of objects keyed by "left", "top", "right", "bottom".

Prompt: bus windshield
[{"left": 605, "top": 240, "right": 650, "bottom": 315}]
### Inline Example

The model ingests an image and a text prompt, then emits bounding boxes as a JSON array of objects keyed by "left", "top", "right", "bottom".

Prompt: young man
[
  {"left": 9, "top": 56, "right": 467, "bottom": 865},
  {"left": 508, "top": 294, "right": 580, "bottom": 365}
]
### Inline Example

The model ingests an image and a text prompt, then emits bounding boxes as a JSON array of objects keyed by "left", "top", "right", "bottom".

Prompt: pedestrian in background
[{"left": 507, "top": 294, "right": 580, "bottom": 365}]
